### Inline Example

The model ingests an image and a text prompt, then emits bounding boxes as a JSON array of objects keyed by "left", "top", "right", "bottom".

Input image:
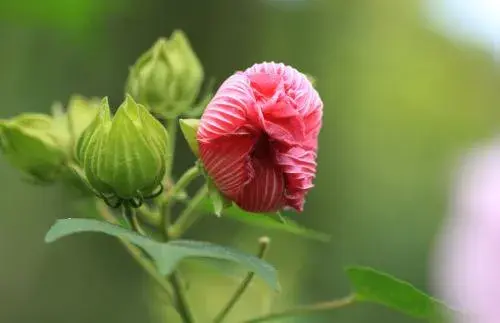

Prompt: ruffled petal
[
  {"left": 244, "top": 62, "right": 322, "bottom": 118},
  {"left": 302, "top": 107, "right": 322, "bottom": 150},
  {"left": 197, "top": 73, "right": 257, "bottom": 140},
  {"left": 248, "top": 72, "right": 281, "bottom": 100},
  {"left": 199, "top": 132, "right": 255, "bottom": 198},
  {"left": 198, "top": 62, "right": 323, "bottom": 214},
  {"left": 234, "top": 157, "right": 285, "bottom": 212},
  {"left": 262, "top": 101, "right": 305, "bottom": 145},
  {"left": 244, "top": 62, "right": 323, "bottom": 150},
  {"left": 275, "top": 146, "right": 317, "bottom": 212},
  {"left": 245, "top": 62, "right": 286, "bottom": 77}
]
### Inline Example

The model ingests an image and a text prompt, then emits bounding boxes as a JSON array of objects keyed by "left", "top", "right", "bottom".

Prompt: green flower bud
[
  {"left": 76, "top": 95, "right": 169, "bottom": 204},
  {"left": 0, "top": 114, "right": 67, "bottom": 182},
  {"left": 51, "top": 95, "right": 100, "bottom": 157},
  {"left": 67, "top": 95, "right": 101, "bottom": 140},
  {"left": 125, "top": 30, "right": 204, "bottom": 118}
]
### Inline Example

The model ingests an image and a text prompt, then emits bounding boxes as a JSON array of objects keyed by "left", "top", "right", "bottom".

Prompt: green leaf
[
  {"left": 45, "top": 218, "right": 279, "bottom": 291},
  {"left": 196, "top": 197, "right": 331, "bottom": 242},
  {"left": 346, "top": 266, "right": 449, "bottom": 321},
  {"left": 179, "top": 118, "right": 200, "bottom": 157}
]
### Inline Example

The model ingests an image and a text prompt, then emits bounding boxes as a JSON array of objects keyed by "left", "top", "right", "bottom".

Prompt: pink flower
[
  {"left": 432, "top": 139, "right": 500, "bottom": 323},
  {"left": 197, "top": 62, "right": 323, "bottom": 213}
]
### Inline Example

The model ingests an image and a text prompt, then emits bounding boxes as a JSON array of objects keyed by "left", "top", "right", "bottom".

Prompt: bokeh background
[{"left": 0, "top": 0, "right": 499, "bottom": 322}]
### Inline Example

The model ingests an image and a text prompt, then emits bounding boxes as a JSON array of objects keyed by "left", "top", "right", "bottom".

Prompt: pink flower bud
[{"left": 197, "top": 62, "right": 323, "bottom": 213}]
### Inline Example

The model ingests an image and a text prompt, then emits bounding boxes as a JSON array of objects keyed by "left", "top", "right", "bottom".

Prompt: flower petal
[
  {"left": 262, "top": 101, "right": 305, "bottom": 145},
  {"left": 248, "top": 72, "right": 281, "bottom": 99},
  {"left": 302, "top": 107, "right": 322, "bottom": 150},
  {"left": 197, "top": 73, "right": 256, "bottom": 140},
  {"left": 245, "top": 62, "right": 323, "bottom": 150},
  {"left": 199, "top": 132, "right": 255, "bottom": 198},
  {"left": 235, "top": 157, "right": 285, "bottom": 212},
  {"left": 198, "top": 62, "right": 323, "bottom": 214},
  {"left": 245, "top": 61, "right": 286, "bottom": 78},
  {"left": 275, "top": 146, "right": 317, "bottom": 212}
]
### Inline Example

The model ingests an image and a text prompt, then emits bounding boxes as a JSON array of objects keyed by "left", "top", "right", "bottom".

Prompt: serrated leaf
[
  {"left": 179, "top": 118, "right": 200, "bottom": 157},
  {"left": 195, "top": 197, "right": 330, "bottom": 242},
  {"left": 346, "top": 266, "right": 449, "bottom": 321},
  {"left": 45, "top": 218, "right": 279, "bottom": 291}
]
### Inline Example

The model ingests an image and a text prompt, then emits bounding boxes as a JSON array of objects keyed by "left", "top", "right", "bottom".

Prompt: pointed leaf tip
[
  {"left": 345, "top": 266, "right": 450, "bottom": 321},
  {"left": 101, "top": 96, "right": 109, "bottom": 107},
  {"left": 207, "top": 178, "right": 232, "bottom": 216},
  {"left": 179, "top": 118, "right": 200, "bottom": 157}
]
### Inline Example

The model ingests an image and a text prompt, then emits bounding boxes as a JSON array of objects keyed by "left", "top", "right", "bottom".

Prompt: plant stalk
[
  {"left": 165, "top": 117, "right": 178, "bottom": 182},
  {"left": 161, "top": 164, "right": 201, "bottom": 237},
  {"left": 161, "top": 204, "right": 198, "bottom": 323},
  {"left": 242, "top": 295, "right": 356, "bottom": 323},
  {"left": 95, "top": 201, "right": 173, "bottom": 301},
  {"left": 122, "top": 203, "right": 138, "bottom": 232},
  {"left": 169, "top": 271, "right": 196, "bottom": 323},
  {"left": 137, "top": 204, "right": 162, "bottom": 227},
  {"left": 213, "top": 237, "right": 271, "bottom": 323},
  {"left": 168, "top": 184, "right": 209, "bottom": 239}
]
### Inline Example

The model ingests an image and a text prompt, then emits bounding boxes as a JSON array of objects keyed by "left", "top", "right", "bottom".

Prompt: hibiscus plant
[{"left": 0, "top": 30, "right": 453, "bottom": 322}]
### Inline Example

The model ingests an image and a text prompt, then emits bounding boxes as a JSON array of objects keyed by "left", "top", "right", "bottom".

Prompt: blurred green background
[{"left": 0, "top": 0, "right": 499, "bottom": 322}]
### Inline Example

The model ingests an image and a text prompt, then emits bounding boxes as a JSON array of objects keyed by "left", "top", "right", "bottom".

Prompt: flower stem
[
  {"left": 242, "top": 295, "right": 356, "bottom": 323},
  {"left": 161, "top": 209, "right": 197, "bottom": 323},
  {"left": 165, "top": 117, "right": 178, "bottom": 182},
  {"left": 122, "top": 203, "right": 138, "bottom": 232},
  {"left": 213, "top": 237, "right": 271, "bottom": 323},
  {"left": 137, "top": 204, "right": 162, "bottom": 227},
  {"left": 161, "top": 164, "right": 202, "bottom": 237},
  {"left": 95, "top": 201, "right": 173, "bottom": 301},
  {"left": 164, "top": 165, "right": 201, "bottom": 204},
  {"left": 168, "top": 184, "right": 209, "bottom": 239},
  {"left": 169, "top": 271, "right": 196, "bottom": 323}
]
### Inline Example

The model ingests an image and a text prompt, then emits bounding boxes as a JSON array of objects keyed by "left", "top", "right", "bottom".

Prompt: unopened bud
[
  {"left": 126, "top": 30, "right": 204, "bottom": 118},
  {"left": 0, "top": 114, "right": 67, "bottom": 182},
  {"left": 76, "top": 95, "right": 170, "bottom": 205}
]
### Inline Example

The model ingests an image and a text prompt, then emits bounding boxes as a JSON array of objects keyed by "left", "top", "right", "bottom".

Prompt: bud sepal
[
  {"left": 179, "top": 118, "right": 200, "bottom": 157},
  {"left": 125, "top": 30, "right": 204, "bottom": 119},
  {"left": 51, "top": 95, "right": 100, "bottom": 160},
  {"left": 76, "top": 95, "right": 170, "bottom": 207},
  {"left": 0, "top": 113, "right": 67, "bottom": 183}
]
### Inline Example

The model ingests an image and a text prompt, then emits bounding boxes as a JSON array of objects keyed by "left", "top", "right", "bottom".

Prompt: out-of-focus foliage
[
  {"left": 0, "top": 0, "right": 128, "bottom": 34},
  {"left": 0, "top": 0, "right": 498, "bottom": 322}
]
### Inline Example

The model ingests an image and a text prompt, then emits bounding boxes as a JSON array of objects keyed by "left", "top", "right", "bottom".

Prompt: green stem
[
  {"left": 162, "top": 209, "right": 197, "bottom": 323},
  {"left": 169, "top": 271, "right": 196, "bottom": 323},
  {"left": 122, "top": 204, "right": 138, "bottom": 232},
  {"left": 161, "top": 164, "right": 201, "bottom": 238},
  {"left": 164, "top": 165, "right": 201, "bottom": 204},
  {"left": 138, "top": 205, "right": 162, "bottom": 227},
  {"left": 214, "top": 237, "right": 271, "bottom": 323},
  {"left": 160, "top": 118, "right": 199, "bottom": 322},
  {"left": 242, "top": 295, "right": 356, "bottom": 323},
  {"left": 168, "top": 184, "right": 209, "bottom": 239},
  {"left": 165, "top": 117, "right": 178, "bottom": 182},
  {"left": 95, "top": 201, "right": 173, "bottom": 301}
]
